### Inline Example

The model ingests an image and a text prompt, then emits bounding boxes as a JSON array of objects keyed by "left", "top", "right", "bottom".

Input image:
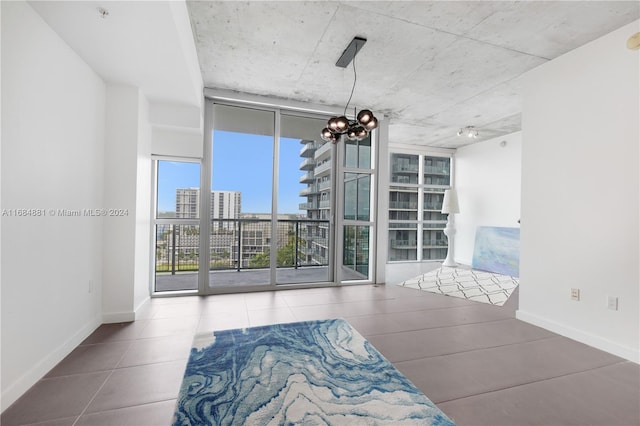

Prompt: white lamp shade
[{"left": 441, "top": 189, "right": 460, "bottom": 214}]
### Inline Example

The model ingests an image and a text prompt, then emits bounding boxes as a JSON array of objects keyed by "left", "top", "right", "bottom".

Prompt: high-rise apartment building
[
  {"left": 176, "top": 188, "right": 241, "bottom": 223},
  {"left": 176, "top": 188, "right": 200, "bottom": 218},
  {"left": 388, "top": 153, "right": 450, "bottom": 261},
  {"left": 298, "top": 139, "right": 331, "bottom": 266}
]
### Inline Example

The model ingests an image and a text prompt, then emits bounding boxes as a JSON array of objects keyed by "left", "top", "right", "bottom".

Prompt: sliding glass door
[
  {"left": 201, "top": 102, "right": 337, "bottom": 293},
  {"left": 153, "top": 159, "right": 201, "bottom": 293},
  {"left": 277, "top": 114, "right": 333, "bottom": 285}
]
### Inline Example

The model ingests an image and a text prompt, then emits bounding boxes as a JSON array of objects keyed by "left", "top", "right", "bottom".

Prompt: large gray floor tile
[
  {"left": 23, "top": 417, "right": 78, "bottom": 426},
  {"left": 0, "top": 372, "right": 109, "bottom": 426},
  {"left": 367, "top": 318, "right": 555, "bottom": 362},
  {"left": 137, "top": 316, "right": 199, "bottom": 339},
  {"left": 248, "top": 307, "right": 297, "bottom": 327},
  {"left": 117, "top": 335, "right": 192, "bottom": 368},
  {"left": 348, "top": 303, "right": 513, "bottom": 337},
  {"left": 81, "top": 321, "right": 149, "bottom": 344},
  {"left": 76, "top": 400, "right": 176, "bottom": 426},
  {"left": 85, "top": 361, "right": 186, "bottom": 413},
  {"left": 243, "top": 291, "right": 289, "bottom": 309},
  {"left": 45, "top": 341, "right": 131, "bottom": 377},
  {"left": 439, "top": 362, "right": 640, "bottom": 426},
  {"left": 395, "top": 336, "right": 624, "bottom": 403},
  {"left": 374, "top": 293, "right": 478, "bottom": 314}
]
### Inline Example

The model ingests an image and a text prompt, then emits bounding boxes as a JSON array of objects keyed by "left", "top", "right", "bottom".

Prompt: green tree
[{"left": 249, "top": 251, "right": 270, "bottom": 268}]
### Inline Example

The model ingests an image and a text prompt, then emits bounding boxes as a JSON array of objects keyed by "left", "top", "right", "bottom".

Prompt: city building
[
  {"left": 298, "top": 139, "right": 331, "bottom": 266},
  {"left": 176, "top": 188, "right": 241, "bottom": 226}
]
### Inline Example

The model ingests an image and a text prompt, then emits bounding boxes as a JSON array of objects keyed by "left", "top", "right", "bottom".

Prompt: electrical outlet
[
  {"left": 607, "top": 296, "right": 618, "bottom": 311},
  {"left": 571, "top": 288, "right": 580, "bottom": 301}
]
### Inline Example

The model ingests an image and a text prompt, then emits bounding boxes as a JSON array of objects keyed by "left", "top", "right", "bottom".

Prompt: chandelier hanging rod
[
  {"left": 336, "top": 37, "right": 367, "bottom": 68},
  {"left": 321, "top": 37, "right": 378, "bottom": 143}
]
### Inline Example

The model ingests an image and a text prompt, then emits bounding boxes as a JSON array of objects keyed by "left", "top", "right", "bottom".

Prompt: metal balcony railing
[
  {"left": 390, "top": 239, "right": 418, "bottom": 249},
  {"left": 155, "top": 218, "right": 331, "bottom": 275},
  {"left": 423, "top": 165, "right": 450, "bottom": 175},
  {"left": 391, "top": 164, "right": 419, "bottom": 173},
  {"left": 389, "top": 201, "right": 419, "bottom": 209}
]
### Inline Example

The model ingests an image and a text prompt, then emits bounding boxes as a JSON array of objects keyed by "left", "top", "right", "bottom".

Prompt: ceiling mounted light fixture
[
  {"left": 457, "top": 126, "right": 479, "bottom": 139},
  {"left": 321, "top": 37, "right": 378, "bottom": 143}
]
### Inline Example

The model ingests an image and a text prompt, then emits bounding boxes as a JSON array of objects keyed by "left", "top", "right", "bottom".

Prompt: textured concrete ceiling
[{"left": 187, "top": 1, "right": 639, "bottom": 148}]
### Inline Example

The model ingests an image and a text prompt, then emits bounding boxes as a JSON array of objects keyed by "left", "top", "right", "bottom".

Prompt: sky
[{"left": 157, "top": 131, "right": 304, "bottom": 215}]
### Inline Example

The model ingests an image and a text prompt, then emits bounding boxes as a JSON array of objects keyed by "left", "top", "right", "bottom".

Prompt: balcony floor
[{"left": 155, "top": 266, "right": 364, "bottom": 292}]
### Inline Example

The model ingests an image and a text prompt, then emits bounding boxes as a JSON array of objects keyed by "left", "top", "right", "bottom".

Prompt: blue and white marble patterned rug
[{"left": 172, "top": 319, "right": 455, "bottom": 425}]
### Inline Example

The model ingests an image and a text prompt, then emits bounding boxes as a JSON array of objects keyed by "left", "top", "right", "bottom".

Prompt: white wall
[
  {"left": 1, "top": 1, "right": 105, "bottom": 409},
  {"left": 518, "top": 20, "right": 639, "bottom": 362},
  {"left": 102, "top": 85, "right": 140, "bottom": 322},
  {"left": 102, "top": 85, "right": 154, "bottom": 322},
  {"left": 455, "top": 132, "right": 522, "bottom": 266},
  {"left": 134, "top": 96, "right": 152, "bottom": 312}
]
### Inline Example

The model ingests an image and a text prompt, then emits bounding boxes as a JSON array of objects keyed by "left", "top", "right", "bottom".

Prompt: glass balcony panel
[{"left": 155, "top": 224, "right": 200, "bottom": 292}]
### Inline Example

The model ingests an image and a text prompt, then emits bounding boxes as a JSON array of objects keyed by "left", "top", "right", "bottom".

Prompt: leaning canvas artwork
[{"left": 471, "top": 226, "right": 520, "bottom": 277}]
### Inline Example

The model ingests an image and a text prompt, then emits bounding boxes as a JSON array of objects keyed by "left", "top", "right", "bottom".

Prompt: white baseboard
[
  {"left": 102, "top": 311, "right": 135, "bottom": 323},
  {"left": 134, "top": 296, "right": 150, "bottom": 320},
  {"left": 516, "top": 310, "right": 639, "bottom": 364},
  {"left": 0, "top": 316, "right": 102, "bottom": 412},
  {"left": 103, "top": 298, "right": 150, "bottom": 323}
]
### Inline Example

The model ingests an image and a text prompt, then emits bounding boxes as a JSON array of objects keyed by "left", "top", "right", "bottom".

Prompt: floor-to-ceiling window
[
  {"left": 152, "top": 97, "right": 379, "bottom": 294},
  {"left": 340, "top": 136, "right": 376, "bottom": 281},
  {"left": 388, "top": 152, "right": 451, "bottom": 262}
]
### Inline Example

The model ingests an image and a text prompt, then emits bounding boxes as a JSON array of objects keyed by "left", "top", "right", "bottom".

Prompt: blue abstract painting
[
  {"left": 173, "top": 319, "right": 455, "bottom": 425},
  {"left": 472, "top": 226, "right": 520, "bottom": 277}
]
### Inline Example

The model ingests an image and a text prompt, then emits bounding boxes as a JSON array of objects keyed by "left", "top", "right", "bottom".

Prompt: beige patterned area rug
[{"left": 398, "top": 266, "right": 519, "bottom": 306}]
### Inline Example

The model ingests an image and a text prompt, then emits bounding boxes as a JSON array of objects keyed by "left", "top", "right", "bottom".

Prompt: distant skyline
[{"left": 157, "top": 131, "right": 305, "bottom": 214}]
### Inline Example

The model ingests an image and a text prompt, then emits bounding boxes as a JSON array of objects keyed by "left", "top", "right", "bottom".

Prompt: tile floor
[{"left": 2, "top": 284, "right": 639, "bottom": 426}]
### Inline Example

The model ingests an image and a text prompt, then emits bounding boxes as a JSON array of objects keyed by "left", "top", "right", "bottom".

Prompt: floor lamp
[{"left": 441, "top": 189, "right": 460, "bottom": 267}]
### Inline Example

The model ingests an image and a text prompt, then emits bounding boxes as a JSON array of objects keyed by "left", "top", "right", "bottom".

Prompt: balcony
[
  {"left": 299, "top": 158, "right": 315, "bottom": 171},
  {"left": 314, "top": 142, "right": 331, "bottom": 160},
  {"left": 392, "top": 164, "right": 419, "bottom": 173},
  {"left": 423, "top": 240, "right": 448, "bottom": 248},
  {"left": 424, "top": 165, "right": 450, "bottom": 175},
  {"left": 299, "top": 184, "right": 319, "bottom": 196},
  {"left": 155, "top": 218, "right": 335, "bottom": 291},
  {"left": 299, "top": 201, "right": 319, "bottom": 210},
  {"left": 390, "top": 239, "right": 418, "bottom": 249},
  {"left": 389, "top": 201, "right": 418, "bottom": 209},
  {"left": 299, "top": 141, "right": 318, "bottom": 158},
  {"left": 299, "top": 171, "right": 314, "bottom": 183},
  {"left": 318, "top": 180, "right": 331, "bottom": 191},
  {"left": 314, "top": 161, "right": 331, "bottom": 177}
]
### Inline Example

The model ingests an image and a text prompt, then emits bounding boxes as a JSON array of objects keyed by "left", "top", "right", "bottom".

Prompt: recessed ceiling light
[
  {"left": 97, "top": 7, "right": 109, "bottom": 19},
  {"left": 457, "top": 126, "right": 479, "bottom": 139}
]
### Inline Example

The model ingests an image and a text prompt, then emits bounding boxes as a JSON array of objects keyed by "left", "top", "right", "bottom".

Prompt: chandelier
[{"left": 321, "top": 37, "right": 378, "bottom": 143}]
